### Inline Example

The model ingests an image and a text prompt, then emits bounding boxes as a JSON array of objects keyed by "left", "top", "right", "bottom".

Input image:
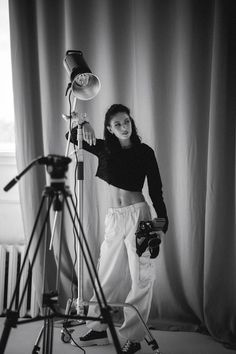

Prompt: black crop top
[{"left": 67, "top": 129, "right": 169, "bottom": 232}]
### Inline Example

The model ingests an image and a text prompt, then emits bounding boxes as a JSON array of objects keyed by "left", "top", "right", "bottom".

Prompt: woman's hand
[
  {"left": 155, "top": 230, "right": 164, "bottom": 240},
  {"left": 82, "top": 122, "right": 96, "bottom": 145}
]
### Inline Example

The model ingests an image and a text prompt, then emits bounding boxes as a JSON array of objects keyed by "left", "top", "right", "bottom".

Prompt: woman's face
[{"left": 107, "top": 112, "right": 132, "bottom": 142}]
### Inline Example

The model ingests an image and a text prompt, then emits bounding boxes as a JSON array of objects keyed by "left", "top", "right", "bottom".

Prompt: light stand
[
  {"left": 63, "top": 104, "right": 86, "bottom": 317},
  {"left": 63, "top": 50, "right": 101, "bottom": 317}
]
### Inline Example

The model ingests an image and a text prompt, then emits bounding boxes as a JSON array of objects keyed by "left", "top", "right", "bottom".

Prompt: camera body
[{"left": 135, "top": 218, "right": 166, "bottom": 258}]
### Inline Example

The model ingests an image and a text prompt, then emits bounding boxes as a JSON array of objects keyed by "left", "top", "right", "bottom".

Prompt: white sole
[{"left": 71, "top": 338, "right": 109, "bottom": 347}]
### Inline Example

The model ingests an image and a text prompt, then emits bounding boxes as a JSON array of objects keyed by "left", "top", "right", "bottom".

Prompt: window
[
  {"left": 0, "top": 1, "right": 24, "bottom": 245},
  {"left": 0, "top": 0, "right": 15, "bottom": 153}
]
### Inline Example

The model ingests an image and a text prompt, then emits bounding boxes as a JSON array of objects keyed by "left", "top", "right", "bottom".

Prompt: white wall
[{"left": 0, "top": 152, "right": 25, "bottom": 244}]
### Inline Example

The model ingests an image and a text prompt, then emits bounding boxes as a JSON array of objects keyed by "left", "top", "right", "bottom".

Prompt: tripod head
[
  {"left": 3, "top": 154, "right": 72, "bottom": 192},
  {"left": 41, "top": 155, "right": 71, "bottom": 180},
  {"left": 42, "top": 156, "right": 72, "bottom": 209}
]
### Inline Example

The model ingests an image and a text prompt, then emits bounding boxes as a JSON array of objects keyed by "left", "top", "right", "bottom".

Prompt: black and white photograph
[{"left": 0, "top": 1, "right": 235, "bottom": 353}]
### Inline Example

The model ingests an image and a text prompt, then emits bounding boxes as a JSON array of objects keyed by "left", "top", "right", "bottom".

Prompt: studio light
[{"left": 64, "top": 50, "right": 101, "bottom": 100}]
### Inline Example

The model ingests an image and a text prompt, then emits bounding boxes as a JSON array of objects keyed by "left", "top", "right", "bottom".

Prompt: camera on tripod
[{"left": 135, "top": 218, "right": 166, "bottom": 258}]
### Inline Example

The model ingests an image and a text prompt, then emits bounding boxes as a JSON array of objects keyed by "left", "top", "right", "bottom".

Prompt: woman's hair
[{"left": 103, "top": 104, "right": 141, "bottom": 152}]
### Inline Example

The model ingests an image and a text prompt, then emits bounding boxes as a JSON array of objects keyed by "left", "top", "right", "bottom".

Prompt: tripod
[{"left": 0, "top": 155, "right": 122, "bottom": 354}]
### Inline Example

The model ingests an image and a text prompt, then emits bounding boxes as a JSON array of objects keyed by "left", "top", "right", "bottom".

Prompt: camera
[{"left": 135, "top": 218, "right": 166, "bottom": 258}]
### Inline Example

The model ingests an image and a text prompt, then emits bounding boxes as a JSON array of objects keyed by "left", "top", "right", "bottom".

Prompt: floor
[{"left": 0, "top": 317, "right": 235, "bottom": 354}]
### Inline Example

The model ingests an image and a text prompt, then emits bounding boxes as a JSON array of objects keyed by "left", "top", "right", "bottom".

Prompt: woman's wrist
[{"left": 80, "top": 120, "right": 89, "bottom": 127}]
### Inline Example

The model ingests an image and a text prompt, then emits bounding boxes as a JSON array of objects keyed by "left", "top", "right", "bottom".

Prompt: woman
[{"left": 68, "top": 104, "right": 168, "bottom": 354}]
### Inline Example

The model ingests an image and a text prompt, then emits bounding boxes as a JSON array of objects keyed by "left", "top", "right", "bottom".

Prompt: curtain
[{"left": 9, "top": 0, "right": 235, "bottom": 347}]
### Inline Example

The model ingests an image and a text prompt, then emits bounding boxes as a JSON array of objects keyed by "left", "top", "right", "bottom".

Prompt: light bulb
[{"left": 75, "top": 73, "right": 90, "bottom": 87}]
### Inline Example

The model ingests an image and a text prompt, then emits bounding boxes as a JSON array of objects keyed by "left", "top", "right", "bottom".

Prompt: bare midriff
[{"left": 108, "top": 184, "right": 145, "bottom": 208}]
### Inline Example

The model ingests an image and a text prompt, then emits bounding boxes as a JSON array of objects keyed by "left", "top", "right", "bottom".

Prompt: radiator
[{"left": 0, "top": 244, "right": 39, "bottom": 318}]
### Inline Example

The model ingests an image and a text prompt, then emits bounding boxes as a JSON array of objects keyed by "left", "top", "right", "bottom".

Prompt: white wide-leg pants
[{"left": 86, "top": 202, "right": 156, "bottom": 342}]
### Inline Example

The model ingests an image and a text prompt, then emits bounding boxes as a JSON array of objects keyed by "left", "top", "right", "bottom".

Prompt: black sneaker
[
  {"left": 122, "top": 340, "right": 141, "bottom": 353},
  {"left": 76, "top": 329, "right": 109, "bottom": 347}
]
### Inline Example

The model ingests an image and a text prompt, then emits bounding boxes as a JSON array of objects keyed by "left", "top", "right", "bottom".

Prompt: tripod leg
[
  {"left": 0, "top": 311, "right": 18, "bottom": 353},
  {"left": 0, "top": 195, "right": 51, "bottom": 354},
  {"left": 9, "top": 195, "right": 48, "bottom": 311},
  {"left": 64, "top": 194, "right": 122, "bottom": 354},
  {"left": 17, "top": 195, "right": 54, "bottom": 311},
  {"left": 64, "top": 195, "right": 104, "bottom": 307}
]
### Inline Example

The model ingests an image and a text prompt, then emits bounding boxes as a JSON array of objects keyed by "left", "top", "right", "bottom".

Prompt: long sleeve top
[{"left": 67, "top": 129, "right": 169, "bottom": 232}]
